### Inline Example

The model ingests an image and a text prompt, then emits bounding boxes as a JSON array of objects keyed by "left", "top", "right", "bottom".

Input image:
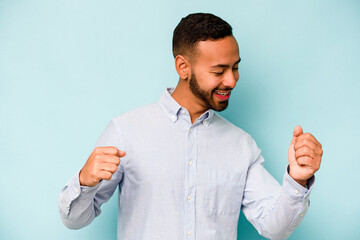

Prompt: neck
[{"left": 171, "top": 79, "right": 208, "bottom": 124}]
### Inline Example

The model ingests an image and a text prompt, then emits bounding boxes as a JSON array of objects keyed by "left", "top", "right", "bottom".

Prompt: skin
[
  {"left": 79, "top": 35, "right": 322, "bottom": 187},
  {"left": 79, "top": 147, "right": 126, "bottom": 187},
  {"left": 171, "top": 36, "right": 240, "bottom": 123},
  {"left": 288, "top": 126, "right": 323, "bottom": 186}
]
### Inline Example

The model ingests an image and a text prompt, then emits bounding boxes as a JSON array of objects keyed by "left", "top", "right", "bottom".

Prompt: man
[{"left": 58, "top": 13, "right": 323, "bottom": 239}]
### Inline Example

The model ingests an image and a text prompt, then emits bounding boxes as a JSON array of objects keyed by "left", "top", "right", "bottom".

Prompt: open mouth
[{"left": 213, "top": 90, "right": 231, "bottom": 101}]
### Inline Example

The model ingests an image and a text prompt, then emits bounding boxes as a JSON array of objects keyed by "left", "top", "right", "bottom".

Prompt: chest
[{"left": 120, "top": 126, "right": 251, "bottom": 188}]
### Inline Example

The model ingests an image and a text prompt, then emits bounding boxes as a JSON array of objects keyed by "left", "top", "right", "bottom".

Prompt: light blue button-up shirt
[{"left": 58, "top": 88, "right": 313, "bottom": 240}]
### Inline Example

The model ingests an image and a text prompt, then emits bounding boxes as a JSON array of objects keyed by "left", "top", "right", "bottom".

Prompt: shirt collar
[
  {"left": 158, "top": 87, "right": 215, "bottom": 126},
  {"left": 200, "top": 110, "right": 213, "bottom": 127}
]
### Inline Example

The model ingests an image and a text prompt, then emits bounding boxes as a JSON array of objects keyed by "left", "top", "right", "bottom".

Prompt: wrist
[
  {"left": 79, "top": 170, "right": 87, "bottom": 186},
  {"left": 293, "top": 179, "right": 307, "bottom": 187},
  {"left": 288, "top": 166, "right": 308, "bottom": 187}
]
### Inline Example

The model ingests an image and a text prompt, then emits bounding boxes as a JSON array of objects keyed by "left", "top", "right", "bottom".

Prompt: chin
[{"left": 211, "top": 100, "right": 229, "bottom": 112}]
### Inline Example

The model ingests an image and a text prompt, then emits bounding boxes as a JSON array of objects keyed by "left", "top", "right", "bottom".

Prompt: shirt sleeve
[
  {"left": 241, "top": 137, "right": 314, "bottom": 240},
  {"left": 58, "top": 119, "right": 124, "bottom": 229}
]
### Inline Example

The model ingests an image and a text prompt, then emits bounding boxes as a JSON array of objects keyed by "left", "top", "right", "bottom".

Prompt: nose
[{"left": 222, "top": 70, "right": 238, "bottom": 89}]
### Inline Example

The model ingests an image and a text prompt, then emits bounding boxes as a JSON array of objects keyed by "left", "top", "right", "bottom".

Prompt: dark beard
[{"left": 188, "top": 72, "right": 229, "bottom": 112}]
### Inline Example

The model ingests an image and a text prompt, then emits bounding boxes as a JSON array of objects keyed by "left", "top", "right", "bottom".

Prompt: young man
[{"left": 58, "top": 13, "right": 323, "bottom": 239}]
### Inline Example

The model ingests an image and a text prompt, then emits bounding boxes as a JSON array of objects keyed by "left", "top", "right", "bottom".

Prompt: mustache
[{"left": 213, "top": 88, "right": 233, "bottom": 91}]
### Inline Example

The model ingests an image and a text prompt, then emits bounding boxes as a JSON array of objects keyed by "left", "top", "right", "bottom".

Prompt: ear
[{"left": 175, "top": 55, "right": 191, "bottom": 80}]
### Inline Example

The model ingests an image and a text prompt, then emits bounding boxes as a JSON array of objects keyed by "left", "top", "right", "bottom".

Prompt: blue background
[{"left": 1, "top": 0, "right": 359, "bottom": 239}]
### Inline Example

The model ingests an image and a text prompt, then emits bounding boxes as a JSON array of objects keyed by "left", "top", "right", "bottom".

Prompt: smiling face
[{"left": 188, "top": 35, "right": 240, "bottom": 112}]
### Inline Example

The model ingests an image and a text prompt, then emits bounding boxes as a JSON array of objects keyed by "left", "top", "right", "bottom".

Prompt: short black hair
[{"left": 172, "top": 13, "right": 233, "bottom": 58}]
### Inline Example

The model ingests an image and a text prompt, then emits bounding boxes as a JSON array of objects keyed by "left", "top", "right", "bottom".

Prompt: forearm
[
  {"left": 242, "top": 162, "right": 314, "bottom": 240},
  {"left": 255, "top": 172, "right": 313, "bottom": 239},
  {"left": 58, "top": 172, "right": 101, "bottom": 229},
  {"left": 58, "top": 119, "right": 125, "bottom": 229}
]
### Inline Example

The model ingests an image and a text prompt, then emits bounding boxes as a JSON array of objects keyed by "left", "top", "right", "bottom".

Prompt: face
[{"left": 188, "top": 36, "right": 240, "bottom": 112}]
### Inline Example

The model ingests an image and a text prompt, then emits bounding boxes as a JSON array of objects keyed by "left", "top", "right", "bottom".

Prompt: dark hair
[{"left": 172, "top": 13, "right": 233, "bottom": 58}]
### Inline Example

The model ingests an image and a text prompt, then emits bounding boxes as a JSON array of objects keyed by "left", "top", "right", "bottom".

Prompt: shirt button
[
  {"left": 187, "top": 195, "right": 191, "bottom": 201},
  {"left": 187, "top": 231, "right": 191, "bottom": 237},
  {"left": 294, "top": 190, "right": 299, "bottom": 194},
  {"left": 203, "top": 120, "right": 208, "bottom": 125},
  {"left": 299, "top": 212, "right": 304, "bottom": 216},
  {"left": 188, "top": 161, "right": 193, "bottom": 165},
  {"left": 181, "top": 109, "right": 186, "bottom": 114},
  {"left": 171, "top": 115, "right": 176, "bottom": 121},
  {"left": 190, "top": 129, "right": 193, "bottom": 133},
  {"left": 75, "top": 188, "right": 79, "bottom": 193}
]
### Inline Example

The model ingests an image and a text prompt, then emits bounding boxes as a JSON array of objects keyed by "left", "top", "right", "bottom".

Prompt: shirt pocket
[{"left": 204, "top": 170, "right": 244, "bottom": 216}]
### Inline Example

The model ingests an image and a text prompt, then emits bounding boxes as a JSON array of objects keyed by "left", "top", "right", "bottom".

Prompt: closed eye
[{"left": 213, "top": 72, "right": 224, "bottom": 76}]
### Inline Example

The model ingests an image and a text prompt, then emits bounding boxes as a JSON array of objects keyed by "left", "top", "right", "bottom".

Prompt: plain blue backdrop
[{"left": 1, "top": 0, "right": 359, "bottom": 239}]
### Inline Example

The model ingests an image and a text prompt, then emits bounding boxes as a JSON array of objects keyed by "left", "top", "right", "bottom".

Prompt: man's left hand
[{"left": 288, "top": 125, "right": 323, "bottom": 187}]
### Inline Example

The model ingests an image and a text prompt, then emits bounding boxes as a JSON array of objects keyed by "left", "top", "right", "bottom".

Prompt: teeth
[{"left": 215, "top": 91, "right": 229, "bottom": 96}]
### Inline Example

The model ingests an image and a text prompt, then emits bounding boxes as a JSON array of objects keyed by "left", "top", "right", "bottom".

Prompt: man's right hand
[{"left": 79, "top": 147, "right": 126, "bottom": 187}]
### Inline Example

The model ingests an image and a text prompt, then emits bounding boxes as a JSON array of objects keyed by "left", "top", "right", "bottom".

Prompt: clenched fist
[
  {"left": 288, "top": 126, "right": 323, "bottom": 187},
  {"left": 79, "top": 146, "right": 126, "bottom": 187}
]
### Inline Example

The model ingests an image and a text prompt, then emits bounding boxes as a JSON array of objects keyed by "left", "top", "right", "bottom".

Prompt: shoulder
[
  {"left": 111, "top": 102, "right": 161, "bottom": 125},
  {"left": 211, "top": 113, "right": 259, "bottom": 149},
  {"left": 212, "top": 113, "right": 251, "bottom": 138}
]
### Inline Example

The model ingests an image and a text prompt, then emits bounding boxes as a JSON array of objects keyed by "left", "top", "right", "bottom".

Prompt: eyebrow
[{"left": 210, "top": 57, "right": 241, "bottom": 68}]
